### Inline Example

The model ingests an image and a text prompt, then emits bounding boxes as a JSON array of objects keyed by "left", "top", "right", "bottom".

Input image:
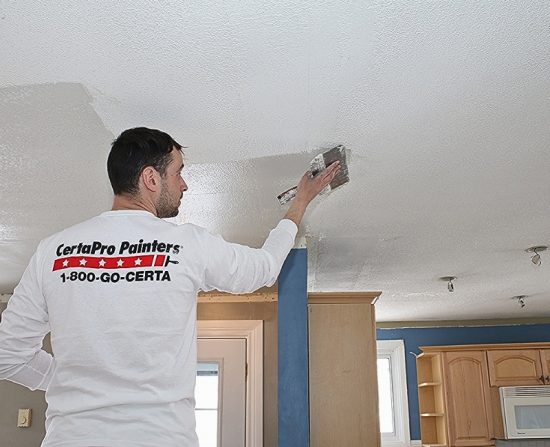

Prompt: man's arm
[
  {"left": 200, "top": 161, "right": 341, "bottom": 294},
  {"left": 0, "top": 248, "right": 54, "bottom": 391}
]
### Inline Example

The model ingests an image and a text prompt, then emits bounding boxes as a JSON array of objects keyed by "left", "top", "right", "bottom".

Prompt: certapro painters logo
[{"left": 52, "top": 240, "right": 180, "bottom": 284}]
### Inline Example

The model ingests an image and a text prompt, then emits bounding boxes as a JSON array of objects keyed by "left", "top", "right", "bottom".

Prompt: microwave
[{"left": 500, "top": 385, "right": 550, "bottom": 439}]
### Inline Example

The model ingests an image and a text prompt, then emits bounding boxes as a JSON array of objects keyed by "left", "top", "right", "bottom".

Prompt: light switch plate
[{"left": 17, "top": 409, "right": 31, "bottom": 428}]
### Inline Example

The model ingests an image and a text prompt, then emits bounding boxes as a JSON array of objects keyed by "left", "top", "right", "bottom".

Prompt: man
[{"left": 0, "top": 127, "right": 340, "bottom": 446}]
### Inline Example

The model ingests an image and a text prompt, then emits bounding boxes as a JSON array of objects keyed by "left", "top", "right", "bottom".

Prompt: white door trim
[{"left": 198, "top": 320, "right": 263, "bottom": 447}]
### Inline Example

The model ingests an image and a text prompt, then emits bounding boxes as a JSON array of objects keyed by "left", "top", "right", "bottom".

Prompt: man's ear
[{"left": 141, "top": 166, "right": 161, "bottom": 192}]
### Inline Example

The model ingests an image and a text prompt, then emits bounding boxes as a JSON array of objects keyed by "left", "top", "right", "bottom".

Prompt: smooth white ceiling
[{"left": 1, "top": 1, "right": 549, "bottom": 321}]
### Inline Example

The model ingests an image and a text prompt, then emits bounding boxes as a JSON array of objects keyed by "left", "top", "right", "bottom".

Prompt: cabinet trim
[{"left": 421, "top": 342, "right": 550, "bottom": 352}]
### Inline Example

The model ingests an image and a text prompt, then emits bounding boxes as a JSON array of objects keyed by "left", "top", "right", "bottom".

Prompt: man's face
[{"left": 157, "top": 149, "right": 187, "bottom": 218}]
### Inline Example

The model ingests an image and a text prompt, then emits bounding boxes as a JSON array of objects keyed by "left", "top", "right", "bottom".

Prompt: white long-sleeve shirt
[{"left": 0, "top": 210, "right": 297, "bottom": 447}]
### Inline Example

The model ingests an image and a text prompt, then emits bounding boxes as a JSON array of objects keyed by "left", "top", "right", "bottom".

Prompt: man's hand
[{"left": 284, "top": 161, "right": 341, "bottom": 226}]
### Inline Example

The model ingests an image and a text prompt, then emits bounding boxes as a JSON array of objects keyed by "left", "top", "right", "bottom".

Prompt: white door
[{"left": 196, "top": 337, "right": 247, "bottom": 447}]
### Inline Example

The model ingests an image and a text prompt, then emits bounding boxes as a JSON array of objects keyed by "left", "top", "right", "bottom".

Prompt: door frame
[{"left": 198, "top": 320, "right": 263, "bottom": 447}]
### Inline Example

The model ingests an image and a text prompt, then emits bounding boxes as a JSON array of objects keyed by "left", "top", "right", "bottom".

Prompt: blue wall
[
  {"left": 278, "top": 249, "right": 309, "bottom": 447},
  {"left": 377, "top": 324, "right": 550, "bottom": 440}
]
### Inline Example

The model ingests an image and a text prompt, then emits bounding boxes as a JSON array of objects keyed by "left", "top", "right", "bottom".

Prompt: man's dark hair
[{"left": 108, "top": 127, "right": 183, "bottom": 195}]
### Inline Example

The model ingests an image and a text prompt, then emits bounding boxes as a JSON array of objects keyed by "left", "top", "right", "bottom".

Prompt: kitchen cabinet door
[
  {"left": 541, "top": 349, "right": 550, "bottom": 384},
  {"left": 443, "top": 351, "right": 493, "bottom": 446},
  {"left": 487, "top": 349, "right": 544, "bottom": 386}
]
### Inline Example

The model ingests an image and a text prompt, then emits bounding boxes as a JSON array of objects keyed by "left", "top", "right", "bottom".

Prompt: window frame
[{"left": 377, "top": 339, "right": 411, "bottom": 447}]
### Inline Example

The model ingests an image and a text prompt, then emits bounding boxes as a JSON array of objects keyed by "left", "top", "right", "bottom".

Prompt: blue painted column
[{"left": 278, "top": 248, "right": 309, "bottom": 447}]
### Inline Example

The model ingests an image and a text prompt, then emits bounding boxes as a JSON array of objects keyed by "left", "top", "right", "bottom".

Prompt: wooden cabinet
[
  {"left": 417, "top": 349, "right": 493, "bottom": 447},
  {"left": 417, "top": 343, "right": 550, "bottom": 446},
  {"left": 443, "top": 351, "right": 493, "bottom": 446},
  {"left": 487, "top": 349, "right": 546, "bottom": 386},
  {"left": 486, "top": 348, "right": 550, "bottom": 386},
  {"left": 308, "top": 293, "right": 381, "bottom": 447}
]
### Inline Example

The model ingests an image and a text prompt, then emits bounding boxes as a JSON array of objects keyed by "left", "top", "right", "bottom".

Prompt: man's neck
[{"left": 111, "top": 194, "right": 158, "bottom": 216}]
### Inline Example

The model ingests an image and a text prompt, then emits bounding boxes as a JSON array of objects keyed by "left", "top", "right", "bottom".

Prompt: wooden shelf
[{"left": 417, "top": 352, "right": 447, "bottom": 446}]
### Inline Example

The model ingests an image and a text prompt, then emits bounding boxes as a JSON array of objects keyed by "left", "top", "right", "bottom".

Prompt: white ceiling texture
[{"left": 1, "top": 1, "right": 550, "bottom": 322}]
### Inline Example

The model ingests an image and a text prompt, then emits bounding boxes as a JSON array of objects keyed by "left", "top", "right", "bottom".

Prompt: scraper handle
[{"left": 277, "top": 186, "right": 298, "bottom": 205}]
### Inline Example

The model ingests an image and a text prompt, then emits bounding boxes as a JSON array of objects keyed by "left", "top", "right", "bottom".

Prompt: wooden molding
[
  {"left": 198, "top": 289, "right": 277, "bottom": 303},
  {"left": 197, "top": 320, "right": 263, "bottom": 447},
  {"left": 420, "top": 342, "right": 550, "bottom": 352},
  {"left": 198, "top": 290, "right": 382, "bottom": 304},
  {"left": 308, "top": 292, "right": 381, "bottom": 305},
  {"left": 378, "top": 317, "right": 550, "bottom": 328}
]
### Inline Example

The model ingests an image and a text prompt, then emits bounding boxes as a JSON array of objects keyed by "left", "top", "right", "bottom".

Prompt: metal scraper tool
[{"left": 277, "top": 145, "right": 350, "bottom": 205}]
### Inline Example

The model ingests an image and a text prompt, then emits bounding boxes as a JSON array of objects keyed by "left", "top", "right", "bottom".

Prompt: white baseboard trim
[{"left": 410, "top": 441, "right": 422, "bottom": 447}]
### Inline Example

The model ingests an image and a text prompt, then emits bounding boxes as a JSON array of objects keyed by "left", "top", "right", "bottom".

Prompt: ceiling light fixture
[
  {"left": 440, "top": 276, "right": 456, "bottom": 293},
  {"left": 526, "top": 246, "right": 547, "bottom": 266},
  {"left": 513, "top": 295, "right": 527, "bottom": 309}
]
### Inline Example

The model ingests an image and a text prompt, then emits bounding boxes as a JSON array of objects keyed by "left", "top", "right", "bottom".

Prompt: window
[
  {"left": 377, "top": 340, "right": 410, "bottom": 447},
  {"left": 195, "top": 362, "right": 220, "bottom": 447}
]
